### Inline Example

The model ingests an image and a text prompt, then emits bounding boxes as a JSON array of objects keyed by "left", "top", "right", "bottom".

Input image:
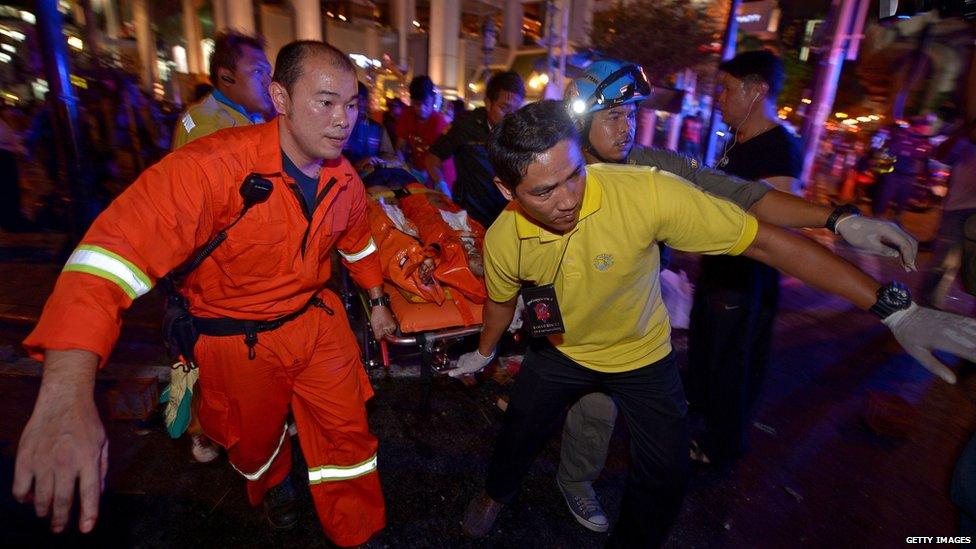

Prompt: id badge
[{"left": 520, "top": 284, "right": 565, "bottom": 337}]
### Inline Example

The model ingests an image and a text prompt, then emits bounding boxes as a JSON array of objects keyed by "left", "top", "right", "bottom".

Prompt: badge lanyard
[{"left": 516, "top": 230, "right": 577, "bottom": 337}]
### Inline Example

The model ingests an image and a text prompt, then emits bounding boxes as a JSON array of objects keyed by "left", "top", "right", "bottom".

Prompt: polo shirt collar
[
  {"left": 514, "top": 174, "right": 603, "bottom": 243},
  {"left": 212, "top": 89, "right": 264, "bottom": 123}
]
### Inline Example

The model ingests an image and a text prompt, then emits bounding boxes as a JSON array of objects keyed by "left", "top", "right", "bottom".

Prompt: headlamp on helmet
[{"left": 564, "top": 61, "right": 651, "bottom": 120}]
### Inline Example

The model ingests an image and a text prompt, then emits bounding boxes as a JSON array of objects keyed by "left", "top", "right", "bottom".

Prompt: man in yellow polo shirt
[
  {"left": 458, "top": 100, "right": 976, "bottom": 546},
  {"left": 171, "top": 30, "right": 273, "bottom": 149}
]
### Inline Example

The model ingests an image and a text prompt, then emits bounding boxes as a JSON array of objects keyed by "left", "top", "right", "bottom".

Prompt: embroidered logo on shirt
[
  {"left": 182, "top": 114, "right": 195, "bottom": 133},
  {"left": 593, "top": 254, "right": 614, "bottom": 271},
  {"left": 690, "top": 158, "right": 699, "bottom": 170}
]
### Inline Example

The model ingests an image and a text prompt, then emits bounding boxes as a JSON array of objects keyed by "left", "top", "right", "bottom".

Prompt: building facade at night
[{"left": 0, "top": 0, "right": 612, "bottom": 107}]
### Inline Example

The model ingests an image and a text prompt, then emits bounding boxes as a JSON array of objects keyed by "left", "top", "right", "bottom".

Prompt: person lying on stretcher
[{"left": 365, "top": 183, "right": 488, "bottom": 305}]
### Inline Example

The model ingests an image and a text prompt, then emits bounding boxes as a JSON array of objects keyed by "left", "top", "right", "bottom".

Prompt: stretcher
[{"left": 353, "top": 178, "right": 487, "bottom": 400}]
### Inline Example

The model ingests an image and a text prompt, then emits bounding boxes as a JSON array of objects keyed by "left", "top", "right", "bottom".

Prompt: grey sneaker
[{"left": 556, "top": 478, "right": 609, "bottom": 533}]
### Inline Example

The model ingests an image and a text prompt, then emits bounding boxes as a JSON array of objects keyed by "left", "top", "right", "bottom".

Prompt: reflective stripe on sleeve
[
  {"left": 230, "top": 423, "right": 288, "bottom": 481},
  {"left": 308, "top": 454, "right": 378, "bottom": 485},
  {"left": 339, "top": 238, "right": 377, "bottom": 263},
  {"left": 63, "top": 245, "right": 153, "bottom": 299}
]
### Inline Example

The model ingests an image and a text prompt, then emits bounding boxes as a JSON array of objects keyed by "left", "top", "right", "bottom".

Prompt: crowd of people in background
[
  {"left": 5, "top": 25, "right": 976, "bottom": 548},
  {"left": 0, "top": 61, "right": 970, "bottom": 247}
]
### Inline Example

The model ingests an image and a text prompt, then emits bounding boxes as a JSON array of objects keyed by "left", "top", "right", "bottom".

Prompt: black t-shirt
[
  {"left": 701, "top": 124, "right": 802, "bottom": 293},
  {"left": 429, "top": 107, "right": 507, "bottom": 228},
  {"left": 282, "top": 150, "right": 319, "bottom": 213},
  {"left": 721, "top": 124, "right": 802, "bottom": 181}
]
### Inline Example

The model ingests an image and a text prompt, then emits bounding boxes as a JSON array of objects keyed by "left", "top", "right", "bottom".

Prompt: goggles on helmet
[{"left": 569, "top": 64, "right": 651, "bottom": 116}]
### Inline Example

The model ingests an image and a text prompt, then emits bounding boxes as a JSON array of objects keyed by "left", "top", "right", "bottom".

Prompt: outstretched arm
[
  {"left": 743, "top": 221, "right": 975, "bottom": 383},
  {"left": 627, "top": 146, "right": 918, "bottom": 268},
  {"left": 749, "top": 190, "right": 918, "bottom": 270},
  {"left": 742, "top": 220, "right": 878, "bottom": 308}
]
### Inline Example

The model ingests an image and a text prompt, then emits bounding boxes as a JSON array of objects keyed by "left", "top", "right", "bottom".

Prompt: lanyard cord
[{"left": 516, "top": 227, "right": 577, "bottom": 286}]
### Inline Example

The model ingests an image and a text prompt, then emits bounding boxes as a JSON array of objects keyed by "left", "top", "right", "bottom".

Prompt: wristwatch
[
  {"left": 368, "top": 294, "right": 391, "bottom": 308},
  {"left": 869, "top": 281, "right": 912, "bottom": 319},
  {"left": 825, "top": 204, "right": 861, "bottom": 233}
]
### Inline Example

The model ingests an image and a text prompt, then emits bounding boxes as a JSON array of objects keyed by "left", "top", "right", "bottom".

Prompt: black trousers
[
  {"left": 484, "top": 340, "right": 689, "bottom": 547},
  {"left": 687, "top": 255, "right": 780, "bottom": 463}
]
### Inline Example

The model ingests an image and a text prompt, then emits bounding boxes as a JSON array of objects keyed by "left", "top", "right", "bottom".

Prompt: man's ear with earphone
[
  {"left": 216, "top": 68, "right": 236, "bottom": 86},
  {"left": 747, "top": 79, "right": 769, "bottom": 108}
]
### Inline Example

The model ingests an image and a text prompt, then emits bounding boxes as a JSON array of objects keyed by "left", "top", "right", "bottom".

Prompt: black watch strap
[
  {"left": 825, "top": 204, "right": 861, "bottom": 233},
  {"left": 869, "top": 281, "right": 912, "bottom": 319},
  {"left": 368, "top": 294, "right": 391, "bottom": 308}
]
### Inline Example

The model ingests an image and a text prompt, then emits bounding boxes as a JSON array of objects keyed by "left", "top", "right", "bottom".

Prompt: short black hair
[
  {"left": 209, "top": 31, "right": 266, "bottom": 86},
  {"left": 357, "top": 81, "right": 368, "bottom": 99},
  {"left": 719, "top": 49, "right": 785, "bottom": 98},
  {"left": 409, "top": 75, "right": 435, "bottom": 101},
  {"left": 272, "top": 40, "right": 355, "bottom": 93},
  {"left": 488, "top": 100, "right": 580, "bottom": 191},
  {"left": 486, "top": 71, "right": 525, "bottom": 102}
]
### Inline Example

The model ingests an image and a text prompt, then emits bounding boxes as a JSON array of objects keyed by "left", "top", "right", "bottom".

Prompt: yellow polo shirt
[
  {"left": 171, "top": 93, "right": 254, "bottom": 149},
  {"left": 484, "top": 163, "right": 759, "bottom": 372}
]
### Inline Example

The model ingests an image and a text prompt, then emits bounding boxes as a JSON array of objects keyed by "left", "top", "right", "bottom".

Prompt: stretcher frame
[
  {"left": 349, "top": 179, "right": 488, "bottom": 405},
  {"left": 339, "top": 268, "right": 483, "bottom": 408}
]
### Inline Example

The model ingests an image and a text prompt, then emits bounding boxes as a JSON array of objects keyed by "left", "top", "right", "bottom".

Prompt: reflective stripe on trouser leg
[
  {"left": 231, "top": 423, "right": 288, "bottom": 480},
  {"left": 290, "top": 294, "right": 385, "bottom": 546},
  {"left": 192, "top": 329, "right": 295, "bottom": 507},
  {"left": 308, "top": 454, "right": 378, "bottom": 484}
]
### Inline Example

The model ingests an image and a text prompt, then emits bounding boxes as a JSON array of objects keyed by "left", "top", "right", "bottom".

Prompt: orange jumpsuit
[{"left": 24, "top": 120, "right": 386, "bottom": 546}]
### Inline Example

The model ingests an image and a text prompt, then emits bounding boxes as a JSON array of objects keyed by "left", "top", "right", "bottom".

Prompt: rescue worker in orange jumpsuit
[{"left": 11, "top": 41, "right": 396, "bottom": 547}]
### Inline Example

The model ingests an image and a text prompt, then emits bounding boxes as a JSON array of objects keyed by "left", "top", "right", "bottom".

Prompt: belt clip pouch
[
  {"left": 163, "top": 304, "right": 199, "bottom": 366},
  {"left": 520, "top": 283, "right": 565, "bottom": 337}
]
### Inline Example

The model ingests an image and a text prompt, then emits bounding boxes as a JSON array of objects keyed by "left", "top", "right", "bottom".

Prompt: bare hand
[
  {"left": 419, "top": 258, "right": 435, "bottom": 284},
  {"left": 12, "top": 349, "right": 107, "bottom": 534},
  {"left": 370, "top": 305, "right": 398, "bottom": 340}
]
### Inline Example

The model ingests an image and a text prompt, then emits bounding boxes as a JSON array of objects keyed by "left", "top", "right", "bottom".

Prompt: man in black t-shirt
[
  {"left": 688, "top": 50, "right": 804, "bottom": 465},
  {"left": 426, "top": 72, "right": 524, "bottom": 228}
]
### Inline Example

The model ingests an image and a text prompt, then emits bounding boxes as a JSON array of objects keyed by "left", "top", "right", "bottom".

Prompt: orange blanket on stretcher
[{"left": 366, "top": 184, "right": 487, "bottom": 310}]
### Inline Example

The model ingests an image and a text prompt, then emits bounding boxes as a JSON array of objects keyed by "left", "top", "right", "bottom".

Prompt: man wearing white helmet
[{"left": 454, "top": 58, "right": 920, "bottom": 534}]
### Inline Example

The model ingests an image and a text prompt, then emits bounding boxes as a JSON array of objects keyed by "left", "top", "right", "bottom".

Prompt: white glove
[
  {"left": 449, "top": 348, "right": 496, "bottom": 378},
  {"left": 835, "top": 215, "right": 918, "bottom": 271},
  {"left": 882, "top": 303, "right": 976, "bottom": 384}
]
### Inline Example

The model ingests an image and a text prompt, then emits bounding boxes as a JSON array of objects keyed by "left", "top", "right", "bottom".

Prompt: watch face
[
  {"left": 881, "top": 282, "right": 911, "bottom": 308},
  {"left": 870, "top": 281, "right": 912, "bottom": 319}
]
